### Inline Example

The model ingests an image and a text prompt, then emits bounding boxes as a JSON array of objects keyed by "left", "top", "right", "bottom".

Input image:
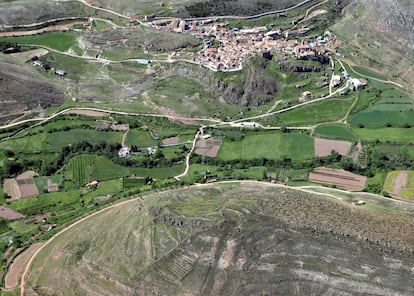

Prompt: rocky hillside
[
  {"left": 0, "top": 56, "right": 64, "bottom": 124},
  {"left": 0, "top": 0, "right": 86, "bottom": 26},
  {"left": 334, "top": 0, "right": 414, "bottom": 91},
  {"left": 25, "top": 183, "right": 414, "bottom": 296}
]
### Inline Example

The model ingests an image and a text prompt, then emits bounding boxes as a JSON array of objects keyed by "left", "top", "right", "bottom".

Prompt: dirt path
[
  {"left": 121, "top": 126, "right": 129, "bottom": 147},
  {"left": 5, "top": 243, "right": 43, "bottom": 290},
  {"left": 174, "top": 130, "right": 201, "bottom": 180}
]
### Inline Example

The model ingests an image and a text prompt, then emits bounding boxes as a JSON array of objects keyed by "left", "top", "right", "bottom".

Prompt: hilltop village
[{"left": 150, "top": 17, "right": 341, "bottom": 71}]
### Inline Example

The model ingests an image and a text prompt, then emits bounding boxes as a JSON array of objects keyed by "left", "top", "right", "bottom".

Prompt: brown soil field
[
  {"left": 3, "top": 179, "right": 21, "bottom": 200},
  {"left": 309, "top": 166, "right": 367, "bottom": 191},
  {"left": 314, "top": 137, "right": 352, "bottom": 157},
  {"left": 162, "top": 136, "right": 179, "bottom": 145},
  {"left": 195, "top": 137, "right": 222, "bottom": 157},
  {"left": 5, "top": 243, "right": 43, "bottom": 289},
  {"left": 0, "top": 206, "right": 24, "bottom": 220}
]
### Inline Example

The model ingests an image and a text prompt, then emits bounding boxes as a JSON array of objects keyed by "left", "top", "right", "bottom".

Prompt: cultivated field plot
[
  {"left": 309, "top": 167, "right": 367, "bottom": 191},
  {"left": 314, "top": 137, "right": 353, "bottom": 157},
  {"left": 3, "top": 171, "right": 40, "bottom": 200},
  {"left": 125, "top": 129, "right": 159, "bottom": 147},
  {"left": 353, "top": 128, "right": 414, "bottom": 143},
  {"left": 46, "top": 129, "right": 122, "bottom": 149},
  {"left": 194, "top": 137, "right": 222, "bottom": 157},
  {"left": 384, "top": 171, "right": 414, "bottom": 199},
  {"left": 66, "top": 155, "right": 96, "bottom": 185},
  {"left": 218, "top": 132, "right": 314, "bottom": 161},
  {"left": 349, "top": 93, "right": 414, "bottom": 128},
  {"left": 314, "top": 124, "right": 358, "bottom": 142},
  {"left": 0, "top": 206, "right": 24, "bottom": 220},
  {"left": 162, "top": 136, "right": 180, "bottom": 146}
]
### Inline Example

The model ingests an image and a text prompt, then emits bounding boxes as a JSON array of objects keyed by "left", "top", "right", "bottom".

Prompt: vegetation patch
[
  {"left": 0, "top": 32, "right": 78, "bottom": 51},
  {"left": 46, "top": 129, "right": 122, "bottom": 150},
  {"left": 66, "top": 154, "right": 96, "bottom": 185},
  {"left": 353, "top": 128, "right": 414, "bottom": 143},
  {"left": 92, "top": 156, "right": 130, "bottom": 181}
]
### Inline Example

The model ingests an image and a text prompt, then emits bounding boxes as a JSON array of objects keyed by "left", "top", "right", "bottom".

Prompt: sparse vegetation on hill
[{"left": 25, "top": 183, "right": 414, "bottom": 295}]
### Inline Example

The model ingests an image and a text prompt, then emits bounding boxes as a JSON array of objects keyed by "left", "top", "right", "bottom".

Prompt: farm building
[
  {"left": 137, "top": 59, "right": 150, "bottom": 65},
  {"left": 350, "top": 78, "right": 363, "bottom": 91},
  {"left": 331, "top": 75, "right": 341, "bottom": 87},
  {"left": 240, "top": 122, "right": 258, "bottom": 128},
  {"left": 32, "top": 60, "right": 43, "bottom": 67},
  {"left": 118, "top": 147, "right": 131, "bottom": 158},
  {"left": 55, "top": 69, "right": 67, "bottom": 76}
]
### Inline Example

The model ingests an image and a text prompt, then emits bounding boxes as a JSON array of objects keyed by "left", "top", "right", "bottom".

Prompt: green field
[
  {"left": 350, "top": 66, "right": 388, "bottom": 80},
  {"left": 9, "top": 189, "right": 82, "bottom": 217},
  {"left": 314, "top": 124, "right": 358, "bottom": 141},
  {"left": 218, "top": 131, "right": 314, "bottom": 161},
  {"left": 123, "top": 177, "right": 146, "bottom": 190},
  {"left": 92, "top": 156, "right": 130, "bottom": 181},
  {"left": 46, "top": 129, "right": 122, "bottom": 149},
  {"left": 124, "top": 129, "right": 159, "bottom": 147},
  {"left": 1, "top": 32, "right": 78, "bottom": 51},
  {"left": 266, "top": 99, "right": 353, "bottom": 126},
  {"left": 349, "top": 111, "right": 414, "bottom": 128},
  {"left": 66, "top": 154, "right": 96, "bottom": 184},
  {"left": 129, "top": 165, "right": 184, "bottom": 179},
  {"left": 353, "top": 128, "right": 414, "bottom": 143},
  {"left": 0, "top": 133, "right": 47, "bottom": 152}
]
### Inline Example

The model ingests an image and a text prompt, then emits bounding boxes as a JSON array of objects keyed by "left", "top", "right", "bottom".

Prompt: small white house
[
  {"left": 55, "top": 69, "right": 67, "bottom": 76},
  {"left": 118, "top": 147, "right": 131, "bottom": 158},
  {"left": 32, "top": 60, "right": 43, "bottom": 67},
  {"left": 350, "top": 78, "right": 363, "bottom": 90}
]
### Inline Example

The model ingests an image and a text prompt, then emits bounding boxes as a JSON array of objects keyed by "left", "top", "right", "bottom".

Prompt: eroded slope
[{"left": 25, "top": 182, "right": 414, "bottom": 296}]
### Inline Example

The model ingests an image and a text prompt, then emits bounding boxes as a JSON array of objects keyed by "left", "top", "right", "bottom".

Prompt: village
[{"left": 150, "top": 17, "right": 341, "bottom": 71}]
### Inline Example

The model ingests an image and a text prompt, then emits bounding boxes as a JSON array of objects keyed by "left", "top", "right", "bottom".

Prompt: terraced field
[{"left": 24, "top": 182, "right": 414, "bottom": 296}]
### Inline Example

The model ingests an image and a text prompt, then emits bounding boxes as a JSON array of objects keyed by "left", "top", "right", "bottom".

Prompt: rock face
[
  {"left": 354, "top": 0, "right": 414, "bottom": 49},
  {"left": 169, "top": 58, "right": 279, "bottom": 107}
]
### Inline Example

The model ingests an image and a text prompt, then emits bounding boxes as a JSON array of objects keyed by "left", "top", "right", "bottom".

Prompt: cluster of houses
[
  {"left": 32, "top": 59, "right": 67, "bottom": 76},
  {"left": 151, "top": 16, "right": 340, "bottom": 72}
]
